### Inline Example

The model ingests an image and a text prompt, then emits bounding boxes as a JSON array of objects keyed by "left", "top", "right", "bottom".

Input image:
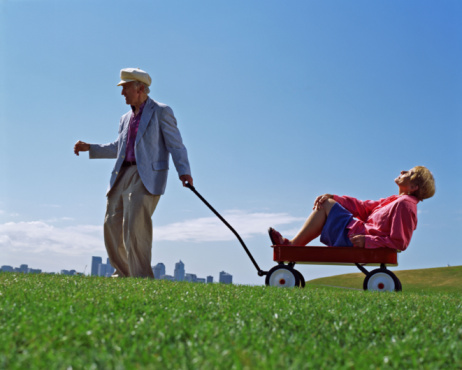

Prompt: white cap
[{"left": 117, "top": 68, "right": 152, "bottom": 86}]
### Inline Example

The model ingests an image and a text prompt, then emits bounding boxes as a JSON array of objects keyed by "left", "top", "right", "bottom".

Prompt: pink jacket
[{"left": 332, "top": 194, "right": 419, "bottom": 251}]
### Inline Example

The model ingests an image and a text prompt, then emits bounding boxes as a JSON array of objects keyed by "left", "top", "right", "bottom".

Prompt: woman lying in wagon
[{"left": 269, "top": 166, "right": 435, "bottom": 251}]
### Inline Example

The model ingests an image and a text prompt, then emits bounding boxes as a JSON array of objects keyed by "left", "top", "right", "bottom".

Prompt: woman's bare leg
[{"left": 290, "top": 198, "right": 337, "bottom": 246}]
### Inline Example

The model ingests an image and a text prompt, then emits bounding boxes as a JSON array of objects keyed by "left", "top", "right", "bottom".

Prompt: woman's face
[{"left": 395, "top": 168, "right": 418, "bottom": 195}]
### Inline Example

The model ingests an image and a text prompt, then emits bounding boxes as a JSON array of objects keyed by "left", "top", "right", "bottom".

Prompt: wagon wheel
[
  {"left": 363, "top": 268, "right": 402, "bottom": 292},
  {"left": 294, "top": 269, "right": 306, "bottom": 288},
  {"left": 287, "top": 263, "right": 305, "bottom": 288},
  {"left": 265, "top": 265, "right": 300, "bottom": 288}
]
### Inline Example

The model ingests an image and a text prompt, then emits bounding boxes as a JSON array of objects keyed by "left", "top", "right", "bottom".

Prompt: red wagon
[
  {"left": 187, "top": 184, "right": 402, "bottom": 292},
  {"left": 268, "top": 245, "right": 401, "bottom": 291}
]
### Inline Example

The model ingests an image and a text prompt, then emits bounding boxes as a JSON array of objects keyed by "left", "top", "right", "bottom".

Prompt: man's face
[{"left": 121, "top": 82, "right": 141, "bottom": 106}]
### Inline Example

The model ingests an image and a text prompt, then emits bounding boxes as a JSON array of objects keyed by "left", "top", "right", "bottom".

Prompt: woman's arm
[{"left": 333, "top": 195, "right": 380, "bottom": 222}]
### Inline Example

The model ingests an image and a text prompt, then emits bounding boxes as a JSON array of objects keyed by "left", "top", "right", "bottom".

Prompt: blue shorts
[{"left": 320, "top": 203, "right": 354, "bottom": 247}]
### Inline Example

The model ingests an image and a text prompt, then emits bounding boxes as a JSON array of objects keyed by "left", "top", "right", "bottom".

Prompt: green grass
[
  {"left": 309, "top": 265, "right": 462, "bottom": 293},
  {"left": 1, "top": 273, "right": 461, "bottom": 369}
]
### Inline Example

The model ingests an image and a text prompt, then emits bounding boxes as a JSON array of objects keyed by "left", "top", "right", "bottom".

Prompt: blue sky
[{"left": 1, "top": 0, "right": 461, "bottom": 285}]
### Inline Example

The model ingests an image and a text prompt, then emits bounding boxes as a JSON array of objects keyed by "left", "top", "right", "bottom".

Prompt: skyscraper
[
  {"left": 106, "top": 258, "right": 115, "bottom": 276},
  {"left": 153, "top": 263, "right": 166, "bottom": 279},
  {"left": 185, "top": 273, "right": 197, "bottom": 283},
  {"left": 19, "top": 264, "right": 28, "bottom": 274},
  {"left": 219, "top": 271, "right": 233, "bottom": 284},
  {"left": 98, "top": 264, "right": 111, "bottom": 277},
  {"left": 174, "top": 260, "right": 185, "bottom": 282},
  {"left": 91, "top": 256, "right": 102, "bottom": 276}
]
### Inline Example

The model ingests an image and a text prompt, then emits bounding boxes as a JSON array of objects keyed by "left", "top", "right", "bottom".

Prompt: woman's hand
[
  {"left": 313, "top": 194, "right": 333, "bottom": 210},
  {"left": 349, "top": 234, "right": 365, "bottom": 248}
]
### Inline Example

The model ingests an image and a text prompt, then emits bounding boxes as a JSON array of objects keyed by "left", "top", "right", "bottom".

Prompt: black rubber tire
[{"left": 294, "top": 269, "right": 306, "bottom": 288}]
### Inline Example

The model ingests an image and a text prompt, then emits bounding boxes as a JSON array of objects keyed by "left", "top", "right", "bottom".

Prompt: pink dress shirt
[
  {"left": 125, "top": 101, "right": 147, "bottom": 162},
  {"left": 332, "top": 194, "right": 419, "bottom": 251}
]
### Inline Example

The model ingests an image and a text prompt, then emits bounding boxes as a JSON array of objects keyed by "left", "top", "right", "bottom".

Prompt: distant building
[
  {"left": 1, "top": 266, "right": 14, "bottom": 272},
  {"left": 90, "top": 256, "right": 114, "bottom": 277},
  {"left": 174, "top": 260, "right": 185, "bottom": 282},
  {"left": 197, "top": 278, "right": 206, "bottom": 283},
  {"left": 106, "top": 258, "right": 115, "bottom": 276},
  {"left": 161, "top": 275, "right": 175, "bottom": 281},
  {"left": 29, "top": 268, "right": 42, "bottom": 274},
  {"left": 91, "top": 256, "right": 103, "bottom": 276},
  {"left": 207, "top": 276, "right": 213, "bottom": 284},
  {"left": 61, "top": 269, "right": 78, "bottom": 276},
  {"left": 19, "top": 264, "right": 29, "bottom": 274},
  {"left": 219, "top": 271, "right": 233, "bottom": 284},
  {"left": 98, "top": 263, "right": 114, "bottom": 277},
  {"left": 185, "top": 273, "right": 197, "bottom": 283},
  {"left": 153, "top": 263, "right": 166, "bottom": 279}
]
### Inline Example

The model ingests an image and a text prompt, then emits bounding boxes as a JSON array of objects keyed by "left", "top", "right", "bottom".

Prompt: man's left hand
[
  {"left": 180, "top": 175, "right": 193, "bottom": 187},
  {"left": 349, "top": 234, "right": 365, "bottom": 248}
]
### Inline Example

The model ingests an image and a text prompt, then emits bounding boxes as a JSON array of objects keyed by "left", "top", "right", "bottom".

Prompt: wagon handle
[{"left": 186, "top": 183, "right": 266, "bottom": 276}]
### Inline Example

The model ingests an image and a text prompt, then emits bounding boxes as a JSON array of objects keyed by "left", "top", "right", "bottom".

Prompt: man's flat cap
[{"left": 117, "top": 68, "right": 152, "bottom": 86}]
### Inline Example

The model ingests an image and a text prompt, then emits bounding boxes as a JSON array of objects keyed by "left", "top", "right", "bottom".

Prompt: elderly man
[{"left": 74, "top": 68, "right": 193, "bottom": 278}]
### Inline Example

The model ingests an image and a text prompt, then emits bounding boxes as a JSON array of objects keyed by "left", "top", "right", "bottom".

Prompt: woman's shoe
[{"left": 268, "top": 227, "right": 291, "bottom": 246}]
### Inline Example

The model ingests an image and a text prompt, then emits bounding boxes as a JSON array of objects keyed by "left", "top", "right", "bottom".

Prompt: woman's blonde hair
[{"left": 411, "top": 166, "right": 435, "bottom": 201}]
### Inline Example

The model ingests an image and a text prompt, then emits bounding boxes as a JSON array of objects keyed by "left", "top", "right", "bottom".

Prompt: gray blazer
[{"left": 89, "top": 97, "right": 191, "bottom": 195}]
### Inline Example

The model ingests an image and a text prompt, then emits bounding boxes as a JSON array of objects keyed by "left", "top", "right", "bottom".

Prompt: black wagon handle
[{"left": 185, "top": 183, "right": 266, "bottom": 276}]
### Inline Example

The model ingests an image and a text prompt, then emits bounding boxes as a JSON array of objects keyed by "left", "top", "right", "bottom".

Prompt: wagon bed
[{"left": 273, "top": 245, "right": 398, "bottom": 266}]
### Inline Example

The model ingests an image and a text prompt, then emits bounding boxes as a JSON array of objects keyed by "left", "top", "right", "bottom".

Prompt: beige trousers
[{"left": 104, "top": 166, "right": 160, "bottom": 278}]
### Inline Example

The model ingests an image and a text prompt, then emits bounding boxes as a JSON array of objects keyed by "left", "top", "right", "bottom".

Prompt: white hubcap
[
  {"left": 269, "top": 269, "right": 296, "bottom": 287},
  {"left": 367, "top": 272, "right": 395, "bottom": 292}
]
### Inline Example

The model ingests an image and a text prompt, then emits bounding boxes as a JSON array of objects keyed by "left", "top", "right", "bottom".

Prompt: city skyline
[
  {"left": 0, "top": 263, "right": 80, "bottom": 276},
  {"left": 91, "top": 256, "right": 232, "bottom": 284},
  {"left": 1, "top": 258, "right": 233, "bottom": 284}
]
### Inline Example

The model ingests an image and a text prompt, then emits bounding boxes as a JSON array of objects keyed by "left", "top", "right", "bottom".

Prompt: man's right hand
[{"left": 74, "top": 140, "right": 90, "bottom": 156}]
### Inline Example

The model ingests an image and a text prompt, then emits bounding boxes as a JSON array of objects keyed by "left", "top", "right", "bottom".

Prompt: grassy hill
[
  {"left": 1, "top": 272, "right": 461, "bottom": 369},
  {"left": 308, "top": 265, "right": 462, "bottom": 293}
]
